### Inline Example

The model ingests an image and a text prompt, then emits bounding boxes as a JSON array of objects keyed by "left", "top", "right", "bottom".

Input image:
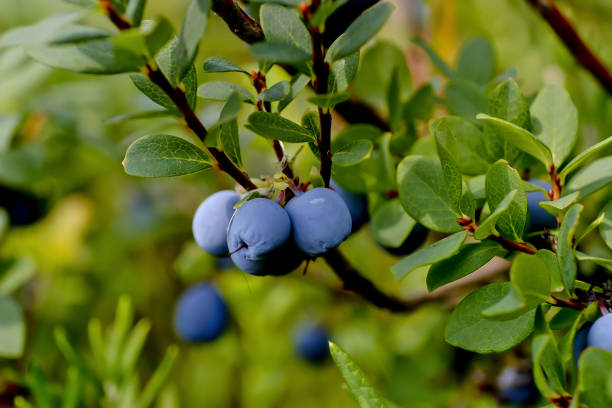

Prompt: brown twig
[
  {"left": 549, "top": 295, "right": 586, "bottom": 310},
  {"left": 251, "top": 72, "right": 295, "bottom": 181},
  {"left": 458, "top": 217, "right": 538, "bottom": 255},
  {"left": 102, "top": 1, "right": 257, "bottom": 191},
  {"left": 100, "top": 0, "right": 132, "bottom": 30},
  {"left": 526, "top": 0, "right": 612, "bottom": 94},
  {"left": 304, "top": 0, "right": 333, "bottom": 188},
  {"left": 212, "top": 0, "right": 264, "bottom": 44}
]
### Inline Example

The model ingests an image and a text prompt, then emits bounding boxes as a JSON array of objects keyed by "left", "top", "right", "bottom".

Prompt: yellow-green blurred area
[{"left": 0, "top": 0, "right": 611, "bottom": 407}]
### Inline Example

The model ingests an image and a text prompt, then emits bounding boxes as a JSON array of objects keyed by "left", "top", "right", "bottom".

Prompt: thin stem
[
  {"left": 550, "top": 295, "right": 586, "bottom": 310},
  {"left": 548, "top": 164, "right": 562, "bottom": 201},
  {"left": 251, "top": 72, "right": 295, "bottom": 181},
  {"left": 526, "top": 0, "right": 612, "bottom": 94},
  {"left": 212, "top": 0, "right": 264, "bottom": 44},
  {"left": 100, "top": 0, "right": 131, "bottom": 30},
  {"left": 458, "top": 217, "right": 538, "bottom": 255},
  {"left": 100, "top": 1, "right": 257, "bottom": 191},
  {"left": 305, "top": 1, "right": 333, "bottom": 187},
  {"left": 145, "top": 64, "right": 257, "bottom": 191}
]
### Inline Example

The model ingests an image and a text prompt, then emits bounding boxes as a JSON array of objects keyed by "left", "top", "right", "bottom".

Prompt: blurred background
[{"left": 0, "top": 0, "right": 611, "bottom": 406}]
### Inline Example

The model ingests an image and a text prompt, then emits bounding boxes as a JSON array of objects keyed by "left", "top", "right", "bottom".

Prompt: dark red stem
[{"left": 526, "top": 0, "right": 612, "bottom": 94}]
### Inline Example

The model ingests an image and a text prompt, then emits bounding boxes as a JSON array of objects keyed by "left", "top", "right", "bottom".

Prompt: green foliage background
[{"left": 0, "top": 0, "right": 611, "bottom": 407}]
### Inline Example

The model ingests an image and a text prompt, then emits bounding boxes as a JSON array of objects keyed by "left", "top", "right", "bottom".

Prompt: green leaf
[
  {"left": 403, "top": 83, "right": 435, "bottom": 122},
  {"left": 0, "top": 258, "right": 36, "bottom": 296},
  {"left": 370, "top": 199, "right": 417, "bottom": 248},
  {"left": 123, "top": 134, "right": 213, "bottom": 177},
  {"left": 510, "top": 253, "right": 551, "bottom": 304},
  {"left": 329, "top": 51, "right": 359, "bottom": 93},
  {"left": 538, "top": 192, "right": 579, "bottom": 217},
  {"left": 0, "top": 295, "right": 25, "bottom": 358},
  {"left": 105, "top": 110, "right": 178, "bottom": 124},
  {"left": 310, "top": 0, "right": 347, "bottom": 27},
  {"left": 564, "top": 156, "right": 612, "bottom": 200},
  {"left": 476, "top": 114, "right": 552, "bottom": 167},
  {"left": 260, "top": 4, "right": 311, "bottom": 55},
  {"left": 444, "top": 282, "right": 536, "bottom": 353},
  {"left": 397, "top": 156, "right": 463, "bottom": 233},
  {"left": 143, "top": 17, "right": 173, "bottom": 56},
  {"left": 577, "top": 348, "right": 612, "bottom": 408},
  {"left": 0, "top": 12, "right": 85, "bottom": 47},
  {"left": 0, "top": 114, "right": 21, "bottom": 154},
  {"left": 278, "top": 74, "right": 310, "bottom": 112},
  {"left": 326, "top": 2, "right": 395, "bottom": 62},
  {"left": 427, "top": 241, "right": 505, "bottom": 291},
  {"left": 599, "top": 200, "right": 612, "bottom": 251},
  {"left": 27, "top": 38, "right": 145, "bottom": 74},
  {"left": 197, "top": 81, "right": 255, "bottom": 103},
  {"left": 411, "top": 37, "right": 454, "bottom": 78},
  {"left": 126, "top": 0, "right": 147, "bottom": 26},
  {"left": 455, "top": 37, "right": 494, "bottom": 84},
  {"left": 307, "top": 92, "right": 351, "bottom": 109},
  {"left": 485, "top": 160, "right": 527, "bottom": 241},
  {"left": 54, "top": 327, "right": 103, "bottom": 393},
  {"left": 536, "top": 249, "right": 564, "bottom": 293},
  {"left": 480, "top": 285, "right": 526, "bottom": 321},
  {"left": 329, "top": 343, "right": 395, "bottom": 408},
  {"left": 443, "top": 117, "right": 492, "bottom": 176},
  {"left": 391, "top": 231, "right": 468, "bottom": 280},
  {"left": 432, "top": 119, "right": 462, "bottom": 213},
  {"left": 250, "top": 41, "right": 311, "bottom": 64},
  {"left": 530, "top": 85, "right": 578, "bottom": 168},
  {"left": 121, "top": 319, "right": 151, "bottom": 374},
  {"left": 532, "top": 334, "right": 567, "bottom": 398},
  {"left": 246, "top": 111, "right": 315, "bottom": 143},
  {"left": 218, "top": 120, "right": 242, "bottom": 168},
  {"left": 474, "top": 189, "right": 517, "bottom": 240},
  {"left": 137, "top": 345, "right": 178, "bottom": 408},
  {"left": 351, "top": 41, "right": 411, "bottom": 108},
  {"left": 257, "top": 80, "right": 290, "bottom": 102},
  {"left": 203, "top": 56, "right": 249, "bottom": 75},
  {"left": 559, "top": 135, "right": 612, "bottom": 180},
  {"left": 575, "top": 251, "right": 612, "bottom": 272},
  {"left": 445, "top": 80, "right": 487, "bottom": 121},
  {"left": 130, "top": 74, "right": 177, "bottom": 112},
  {"left": 332, "top": 139, "right": 373, "bottom": 167},
  {"left": 557, "top": 204, "right": 582, "bottom": 292},
  {"left": 487, "top": 78, "right": 530, "bottom": 129},
  {"left": 218, "top": 92, "right": 242, "bottom": 123},
  {"left": 174, "top": 0, "right": 212, "bottom": 78}
]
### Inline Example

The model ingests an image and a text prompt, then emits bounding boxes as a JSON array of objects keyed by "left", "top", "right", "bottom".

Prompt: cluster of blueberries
[
  {"left": 191, "top": 182, "right": 371, "bottom": 276},
  {"left": 173, "top": 282, "right": 330, "bottom": 362},
  {"left": 171, "top": 178, "right": 570, "bottom": 364}
]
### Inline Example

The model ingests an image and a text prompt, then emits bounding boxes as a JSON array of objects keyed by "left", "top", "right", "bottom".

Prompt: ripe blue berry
[
  {"left": 526, "top": 180, "right": 557, "bottom": 230},
  {"left": 192, "top": 190, "right": 240, "bottom": 257},
  {"left": 330, "top": 180, "right": 368, "bottom": 233},
  {"left": 174, "top": 283, "right": 228, "bottom": 343},
  {"left": 286, "top": 188, "right": 352, "bottom": 257},
  {"left": 294, "top": 324, "right": 330, "bottom": 362},
  {"left": 586, "top": 313, "right": 612, "bottom": 353}
]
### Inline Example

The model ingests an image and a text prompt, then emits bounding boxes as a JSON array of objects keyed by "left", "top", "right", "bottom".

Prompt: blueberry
[
  {"left": 192, "top": 190, "right": 240, "bottom": 257},
  {"left": 227, "top": 198, "right": 296, "bottom": 275},
  {"left": 174, "top": 283, "right": 228, "bottom": 343},
  {"left": 586, "top": 313, "right": 612, "bottom": 352},
  {"left": 380, "top": 223, "right": 428, "bottom": 256},
  {"left": 294, "top": 323, "right": 330, "bottom": 363},
  {"left": 286, "top": 188, "right": 352, "bottom": 257},
  {"left": 526, "top": 180, "right": 557, "bottom": 231},
  {"left": 573, "top": 323, "right": 591, "bottom": 363},
  {"left": 497, "top": 367, "right": 540, "bottom": 405},
  {"left": 330, "top": 180, "right": 368, "bottom": 233}
]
